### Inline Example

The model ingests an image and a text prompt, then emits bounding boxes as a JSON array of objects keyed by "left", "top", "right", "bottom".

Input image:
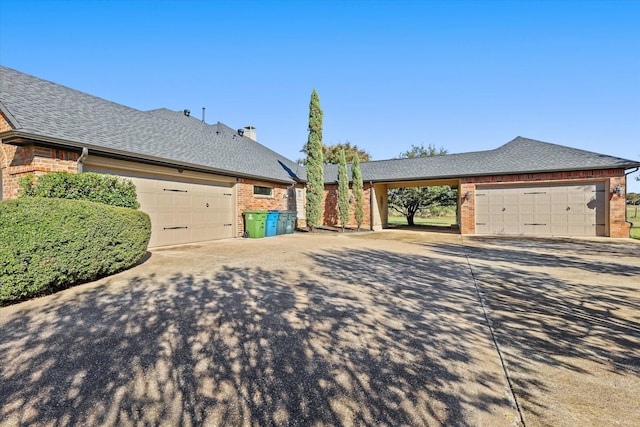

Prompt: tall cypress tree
[
  {"left": 351, "top": 154, "right": 364, "bottom": 231},
  {"left": 337, "top": 148, "right": 350, "bottom": 231},
  {"left": 305, "top": 89, "right": 324, "bottom": 230}
]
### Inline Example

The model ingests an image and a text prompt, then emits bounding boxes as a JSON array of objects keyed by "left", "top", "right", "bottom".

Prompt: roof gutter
[{"left": 1, "top": 130, "right": 298, "bottom": 185}]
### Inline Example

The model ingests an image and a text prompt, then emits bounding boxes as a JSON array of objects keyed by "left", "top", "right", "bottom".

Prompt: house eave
[{"left": 0, "top": 130, "right": 298, "bottom": 185}]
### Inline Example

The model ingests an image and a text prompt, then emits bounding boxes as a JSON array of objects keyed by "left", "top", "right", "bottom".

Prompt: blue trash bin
[{"left": 265, "top": 211, "right": 279, "bottom": 237}]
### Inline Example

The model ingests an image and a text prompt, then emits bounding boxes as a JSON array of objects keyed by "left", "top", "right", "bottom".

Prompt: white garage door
[
  {"left": 475, "top": 183, "right": 606, "bottom": 236},
  {"left": 85, "top": 161, "right": 234, "bottom": 247}
]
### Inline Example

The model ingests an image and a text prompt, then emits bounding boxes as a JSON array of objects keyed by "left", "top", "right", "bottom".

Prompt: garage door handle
[
  {"left": 163, "top": 226, "right": 189, "bottom": 230},
  {"left": 163, "top": 188, "right": 188, "bottom": 193},
  {"left": 224, "top": 223, "right": 232, "bottom": 226}
]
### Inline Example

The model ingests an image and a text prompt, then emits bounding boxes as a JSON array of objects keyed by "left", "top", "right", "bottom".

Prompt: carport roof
[
  {"left": 324, "top": 137, "right": 640, "bottom": 183},
  {"left": 0, "top": 66, "right": 304, "bottom": 184}
]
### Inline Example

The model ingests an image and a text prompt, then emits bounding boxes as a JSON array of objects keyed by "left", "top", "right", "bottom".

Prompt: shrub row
[
  {"left": 19, "top": 172, "right": 139, "bottom": 209},
  {"left": 0, "top": 197, "right": 151, "bottom": 304}
]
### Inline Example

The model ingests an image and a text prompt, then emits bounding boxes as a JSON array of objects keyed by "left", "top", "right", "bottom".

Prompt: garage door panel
[
  {"left": 476, "top": 183, "right": 605, "bottom": 237},
  {"left": 84, "top": 164, "right": 234, "bottom": 247}
]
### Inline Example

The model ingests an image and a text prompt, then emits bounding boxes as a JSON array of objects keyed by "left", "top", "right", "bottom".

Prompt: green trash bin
[
  {"left": 244, "top": 210, "right": 267, "bottom": 238},
  {"left": 284, "top": 211, "right": 297, "bottom": 234},
  {"left": 276, "top": 211, "right": 288, "bottom": 235}
]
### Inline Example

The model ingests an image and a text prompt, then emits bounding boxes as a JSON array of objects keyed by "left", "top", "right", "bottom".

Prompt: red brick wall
[
  {"left": 321, "top": 183, "right": 372, "bottom": 229},
  {"left": 1, "top": 143, "right": 78, "bottom": 200},
  {"left": 0, "top": 112, "right": 12, "bottom": 132},
  {"left": 236, "top": 178, "right": 291, "bottom": 237},
  {"left": 608, "top": 175, "right": 629, "bottom": 238},
  {"left": 459, "top": 169, "right": 630, "bottom": 237}
]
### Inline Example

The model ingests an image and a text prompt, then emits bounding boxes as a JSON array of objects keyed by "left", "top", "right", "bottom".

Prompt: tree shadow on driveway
[
  {"left": 424, "top": 236, "right": 640, "bottom": 426},
  {"left": 0, "top": 245, "right": 519, "bottom": 426}
]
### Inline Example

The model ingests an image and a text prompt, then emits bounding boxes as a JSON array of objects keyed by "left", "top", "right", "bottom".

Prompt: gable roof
[
  {"left": 0, "top": 66, "right": 304, "bottom": 183},
  {"left": 324, "top": 137, "right": 640, "bottom": 183},
  {"left": 2, "top": 66, "right": 637, "bottom": 187}
]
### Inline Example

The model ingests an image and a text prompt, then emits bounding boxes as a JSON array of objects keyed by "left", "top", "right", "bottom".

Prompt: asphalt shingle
[
  {"left": 2, "top": 66, "right": 637, "bottom": 186},
  {"left": 324, "top": 137, "right": 640, "bottom": 183},
  {"left": 0, "top": 66, "right": 304, "bottom": 183}
]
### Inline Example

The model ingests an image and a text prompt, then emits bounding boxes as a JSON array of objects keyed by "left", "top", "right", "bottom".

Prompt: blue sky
[{"left": 1, "top": 0, "right": 639, "bottom": 191}]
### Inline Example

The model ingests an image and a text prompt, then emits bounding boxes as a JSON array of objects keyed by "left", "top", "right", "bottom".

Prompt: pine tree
[
  {"left": 337, "top": 148, "right": 350, "bottom": 231},
  {"left": 305, "top": 89, "right": 324, "bottom": 230},
  {"left": 352, "top": 154, "right": 364, "bottom": 231}
]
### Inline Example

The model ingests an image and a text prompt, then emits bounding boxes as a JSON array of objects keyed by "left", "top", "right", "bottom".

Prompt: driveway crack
[{"left": 462, "top": 240, "right": 526, "bottom": 427}]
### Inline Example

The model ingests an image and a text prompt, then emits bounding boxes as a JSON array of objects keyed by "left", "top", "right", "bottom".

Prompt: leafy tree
[
  {"left": 299, "top": 141, "right": 371, "bottom": 165},
  {"left": 388, "top": 144, "right": 456, "bottom": 226},
  {"left": 324, "top": 142, "right": 371, "bottom": 164},
  {"left": 337, "top": 149, "right": 350, "bottom": 231},
  {"left": 305, "top": 89, "right": 324, "bottom": 230},
  {"left": 401, "top": 143, "right": 448, "bottom": 158},
  {"left": 352, "top": 154, "right": 364, "bottom": 230}
]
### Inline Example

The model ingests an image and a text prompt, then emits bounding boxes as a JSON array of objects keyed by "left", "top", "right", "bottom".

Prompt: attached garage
[
  {"left": 85, "top": 158, "right": 235, "bottom": 247},
  {"left": 475, "top": 183, "right": 606, "bottom": 236}
]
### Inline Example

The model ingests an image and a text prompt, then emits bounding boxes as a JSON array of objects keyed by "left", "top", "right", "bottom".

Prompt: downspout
[
  {"left": 77, "top": 147, "right": 89, "bottom": 173},
  {"left": 624, "top": 167, "right": 639, "bottom": 229}
]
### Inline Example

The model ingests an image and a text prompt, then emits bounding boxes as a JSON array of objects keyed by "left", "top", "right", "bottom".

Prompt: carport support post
[
  {"left": 371, "top": 183, "right": 387, "bottom": 230},
  {"left": 459, "top": 183, "right": 475, "bottom": 235}
]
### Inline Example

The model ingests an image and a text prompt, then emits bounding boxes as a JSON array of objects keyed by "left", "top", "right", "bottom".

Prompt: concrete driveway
[{"left": 1, "top": 231, "right": 639, "bottom": 426}]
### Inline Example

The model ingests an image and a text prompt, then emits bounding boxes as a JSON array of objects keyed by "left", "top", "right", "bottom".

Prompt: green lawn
[
  {"left": 388, "top": 213, "right": 457, "bottom": 227},
  {"left": 628, "top": 205, "right": 640, "bottom": 240}
]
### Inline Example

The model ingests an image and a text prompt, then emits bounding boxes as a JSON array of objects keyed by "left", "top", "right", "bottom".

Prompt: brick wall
[
  {"left": 1, "top": 142, "right": 78, "bottom": 200},
  {"left": 236, "top": 178, "right": 291, "bottom": 237},
  {"left": 0, "top": 112, "right": 12, "bottom": 132},
  {"left": 459, "top": 169, "right": 630, "bottom": 237},
  {"left": 608, "top": 175, "right": 630, "bottom": 238},
  {"left": 321, "top": 183, "right": 372, "bottom": 229}
]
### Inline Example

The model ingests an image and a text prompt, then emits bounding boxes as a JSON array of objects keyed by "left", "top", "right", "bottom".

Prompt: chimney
[{"left": 243, "top": 125, "right": 256, "bottom": 141}]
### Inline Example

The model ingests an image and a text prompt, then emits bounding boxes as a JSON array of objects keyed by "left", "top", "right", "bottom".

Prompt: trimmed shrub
[
  {"left": 19, "top": 172, "right": 139, "bottom": 209},
  {"left": 0, "top": 197, "right": 151, "bottom": 304}
]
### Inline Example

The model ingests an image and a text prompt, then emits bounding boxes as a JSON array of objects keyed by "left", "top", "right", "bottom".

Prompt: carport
[{"left": 338, "top": 137, "right": 639, "bottom": 238}]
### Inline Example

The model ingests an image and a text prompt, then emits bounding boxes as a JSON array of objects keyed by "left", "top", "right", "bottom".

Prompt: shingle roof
[
  {"left": 324, "top": 137, "right": 640, "bottom": 183},
  {"left": 0, "top": 66, "right": 304, "bottom": 183},
  {"left": 2, "top": 66, "right": 637, "bottom": 187}
]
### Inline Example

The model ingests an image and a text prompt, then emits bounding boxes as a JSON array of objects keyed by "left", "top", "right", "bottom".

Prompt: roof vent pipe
[
  {"left": 237, "top": 129, "right": 244, "bottom": 137},
  {"left": 183, "top": 109, "right": 190, "bottom": 117},
  {"left": 202, "top": 107, "right": 205, "bottom": 122}
]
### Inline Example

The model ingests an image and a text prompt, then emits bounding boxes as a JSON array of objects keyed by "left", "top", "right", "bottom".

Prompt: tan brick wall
[
  {"left": 458, "top": 168, "right": 630, "bottom": 237},
  {"left": 236, "top": 178, "right": 290, "bottom": 237},
  {"left": 1, "top": 143, "right": 78, "bottom": 200},
  {"left": 321, "top": 183, "right": 372, "bottom": 229}
]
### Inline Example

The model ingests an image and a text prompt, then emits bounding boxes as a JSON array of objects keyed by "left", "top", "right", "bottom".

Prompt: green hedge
[
  {"left": 19, "top": 172, "right": 139, "bottom": 209},
  {"left": 0, "top": 197, "right": 151, "bottom": 304}
]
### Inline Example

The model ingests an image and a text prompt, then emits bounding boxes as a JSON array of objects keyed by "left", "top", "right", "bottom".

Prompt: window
[{"left": 253, "top": 185, "right": 273, "bottom": 197}]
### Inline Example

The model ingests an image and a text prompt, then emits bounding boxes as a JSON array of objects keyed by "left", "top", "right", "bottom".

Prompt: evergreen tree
[
  {"left": 351, "top": 154, "right": 364, "bottom": 231},
  {"left": 305, "top": 89, "right": 324, "bottom": 230},
  {"left": 337, "top": 148, "right": 350, "bottom": 231}
]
